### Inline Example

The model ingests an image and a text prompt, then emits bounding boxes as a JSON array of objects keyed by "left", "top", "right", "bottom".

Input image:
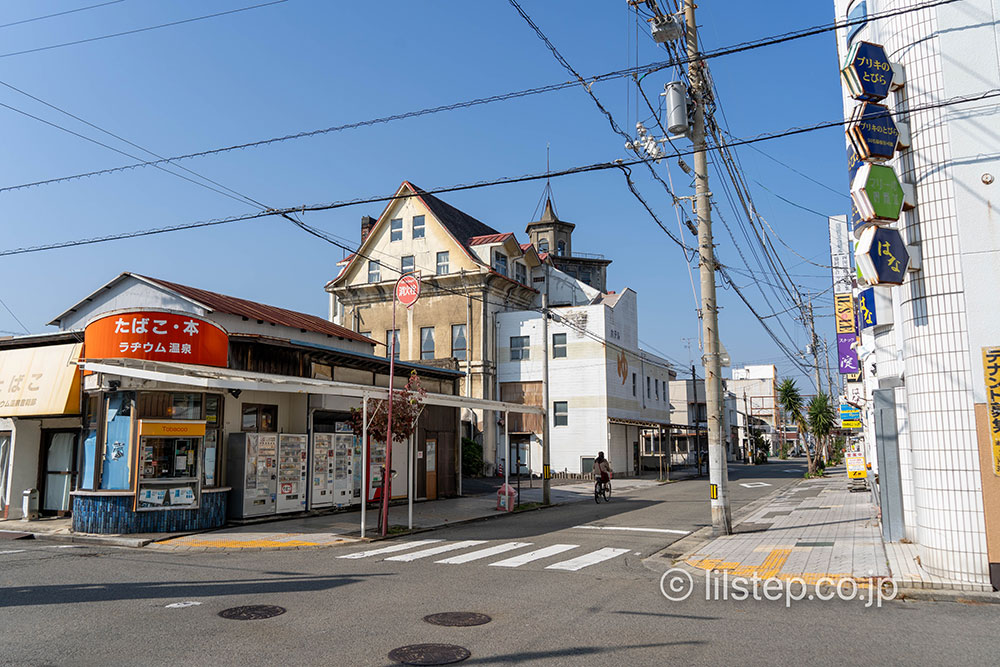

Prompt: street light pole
[{"left": 685, "top": 0, "right": 731, "bottom": 535}]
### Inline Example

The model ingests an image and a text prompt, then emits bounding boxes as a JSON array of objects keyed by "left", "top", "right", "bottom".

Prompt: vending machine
[
  {"left": 310, "top": 432, "right": 336, "bottom": 509},
  {"left": 277, "top": 434, "right": 308, "bottom": 513},
  {"left": 366, "top": 437, "right": 387, "bottom": 503},
  {"left": 332, "top": 422, "right": 358, "bottom": 507},
  {"left": 226, "top": 432, "right": 277, "bottom": 518}
]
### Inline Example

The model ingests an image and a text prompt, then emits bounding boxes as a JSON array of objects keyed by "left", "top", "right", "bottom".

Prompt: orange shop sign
[{"left": 85, "top": 311, "right": 228, "bottom": 367}]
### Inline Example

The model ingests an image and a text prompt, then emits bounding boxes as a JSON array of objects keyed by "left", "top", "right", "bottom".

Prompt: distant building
[{"left": 726, "top": 365, "right": 779, "bottom": 455}]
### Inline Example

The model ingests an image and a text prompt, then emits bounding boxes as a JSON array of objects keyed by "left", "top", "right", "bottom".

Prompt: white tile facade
[{"left": 834, "top": 0, "right": 993, "bottom": 583}]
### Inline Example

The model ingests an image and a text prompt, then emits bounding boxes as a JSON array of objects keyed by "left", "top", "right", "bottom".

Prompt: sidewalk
[{"left": 678, "top": 467, "right": 996, "bottom": 595}]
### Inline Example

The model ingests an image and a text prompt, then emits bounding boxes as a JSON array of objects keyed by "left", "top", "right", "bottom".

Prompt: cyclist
[{"left": 594, "top": 451, "right": 612, "bottom": 491}]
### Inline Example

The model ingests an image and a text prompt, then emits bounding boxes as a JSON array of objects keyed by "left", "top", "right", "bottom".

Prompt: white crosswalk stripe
[
  {"left": 337, "top": 539, "right": 443, "bottom": 560},
  {"left": 384, "top": 540, "right": 487, "bottom": 562},
  {"left": 488, "top": 544, "right": 578, "bottom": 568},
  {"left": 545, "top": 547, "right": 631, "bottom": 571},
  {"left": 435, "top": 542, "right": 533, "bottom": 564}
]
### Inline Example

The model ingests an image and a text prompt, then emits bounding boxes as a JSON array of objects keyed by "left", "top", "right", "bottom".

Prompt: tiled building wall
[
  {"left": 880, "top": 0, "right": 988, "bottom": 582},
  {"left": 72, "top": 491, "right": 228, "bottom": 534}
]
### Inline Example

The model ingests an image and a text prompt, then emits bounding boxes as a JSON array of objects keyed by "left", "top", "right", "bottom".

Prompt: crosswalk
[{"left": 337, "top": 539, "right": 634, "bottom": 573}]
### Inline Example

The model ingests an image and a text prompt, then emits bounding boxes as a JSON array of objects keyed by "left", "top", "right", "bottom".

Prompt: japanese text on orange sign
[
  {"left": 85, "top": 311, "right": 228, "bottom": 368},
  {"left": 835, "top": 294, "right": 856, "bottom": 334},
  {"left": 982, "top": 347, "right": 1000, "bottom": 476}
]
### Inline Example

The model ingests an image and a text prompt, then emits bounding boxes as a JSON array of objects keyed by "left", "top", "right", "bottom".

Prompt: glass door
[{"left": 43, "top": 432, "right": 77, "bottom": 514}]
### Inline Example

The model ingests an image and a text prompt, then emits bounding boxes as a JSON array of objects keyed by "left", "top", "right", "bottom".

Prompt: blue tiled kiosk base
[{"left": 72, "top": 490, "right": 228, "bottom": 534}]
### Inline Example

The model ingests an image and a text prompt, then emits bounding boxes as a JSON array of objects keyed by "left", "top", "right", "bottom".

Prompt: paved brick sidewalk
[{"left": 683, "top": 469, "right": 890, "bottom": 585}]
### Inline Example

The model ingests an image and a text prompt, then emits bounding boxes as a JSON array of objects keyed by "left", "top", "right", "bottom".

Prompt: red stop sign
[{"left": 395, "top": 274, "right": 421, "bottom": 308}]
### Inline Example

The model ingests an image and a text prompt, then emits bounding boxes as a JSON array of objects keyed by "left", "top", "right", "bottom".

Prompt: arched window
[
  {"left": 538, "top": 239, "right": 549, "bottom": 253},
  {"left": 557, "top": 240, "right": 566, "bottom": 256}
]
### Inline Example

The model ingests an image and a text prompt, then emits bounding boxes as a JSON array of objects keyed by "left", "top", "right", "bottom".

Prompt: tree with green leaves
[
  {"left": 807, "top": 392, "right": 837, "bottom": 474},
  {"left": 778, "top": 378, "right": 820, "bottom": 474}
]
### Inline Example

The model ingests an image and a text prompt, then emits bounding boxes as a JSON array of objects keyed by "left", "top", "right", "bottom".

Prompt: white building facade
[{"left": 834, "top": 0, "right": 1000, "bottom": 587}]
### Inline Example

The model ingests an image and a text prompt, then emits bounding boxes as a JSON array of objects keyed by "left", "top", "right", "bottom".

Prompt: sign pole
[
  {"left": 380, "top": 294, "right": 397, "bottom": 537},
  {"left": 361, "top": 392, "right": 368, "bottom": 539}
]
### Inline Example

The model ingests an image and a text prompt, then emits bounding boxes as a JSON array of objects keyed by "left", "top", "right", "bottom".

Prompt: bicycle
[{"left": 594, "top": 477, "right": 612, "bottom": 503}]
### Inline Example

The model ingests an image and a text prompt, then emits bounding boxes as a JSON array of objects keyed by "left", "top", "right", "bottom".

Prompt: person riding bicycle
[{"left": 594, "top": 451, "right": 612, "bottom": 487}]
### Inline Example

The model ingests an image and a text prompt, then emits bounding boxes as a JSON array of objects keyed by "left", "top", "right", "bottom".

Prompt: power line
[
  {"left": 0, "top": 295, "right": 30, "bottom": 334},
  {"left": 0, "top": 1, "right": 125, "bottom": 30},
  {"left": 0, "top": 1, "right": 288, "bottom": 60},
  {"left": 0, "top": 0, "right": 958, "bottom": 196}
]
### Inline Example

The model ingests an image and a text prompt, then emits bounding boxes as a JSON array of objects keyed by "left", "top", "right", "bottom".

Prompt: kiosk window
[{"left": 241, "top": 404, "right": 278, "bottom": 432}]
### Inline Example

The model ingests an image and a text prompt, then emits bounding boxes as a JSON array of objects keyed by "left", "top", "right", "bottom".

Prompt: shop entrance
[{"left": 41, "top": 430, "right": 77, "bottom": 515}]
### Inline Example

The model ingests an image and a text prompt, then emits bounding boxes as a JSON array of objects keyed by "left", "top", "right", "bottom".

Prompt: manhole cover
[
  {"left": 388, "top": 644, "right": 470, "bottom": 665},
  {"left": 218, "top": 605, "right": 286, "bottom": 620},
  {"left": 423, "top": 612, "right": 492, "bottom": 627}
]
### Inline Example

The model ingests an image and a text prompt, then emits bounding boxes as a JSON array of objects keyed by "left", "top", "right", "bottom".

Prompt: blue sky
[{"left": 0, "top": 0, "right": 850, "bottom": 390}]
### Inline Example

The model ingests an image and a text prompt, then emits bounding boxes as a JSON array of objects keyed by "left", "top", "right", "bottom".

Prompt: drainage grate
[
  {"left": 218, "top": 605, "right": 287, "bottom": 620},
  {"left": 796, "top": 541, "right": 835, "bottom": 547},
  {"left": 388, "top": 644, "right": 470, "bottom": 665},
  {"left": 424, "top": 612, "right": 492, "bottom": 627}
]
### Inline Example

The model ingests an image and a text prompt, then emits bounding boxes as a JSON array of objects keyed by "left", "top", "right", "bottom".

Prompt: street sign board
[
  {"left": 840, "top": 403, "right": 862, "bottom": 429},
  {"left": 841, "top": 41, "right": 893, "bottom": 102},
  {"left": 851, "top": 163, "right": 904, "bottom": 223},
  {"left": 395, "top": 274, "right": 421, "bottom": 308},
  {"left": 981, "top": 347, "right": 1000, "bottom": 476},
  {"left": 858, "top": 287, "right": 877, "bottom": 329},
  {"left": 856, "top": 226, "right": 910, "bottom": 285},
  {"left": 848, "top": 102, "right": 898, "bottom": 162},
  {"left": 837, "top": 332, "right": 860, "bottom": 374},
  {"left": 846, "top": 453, "right": 867, "bottom": 477}
]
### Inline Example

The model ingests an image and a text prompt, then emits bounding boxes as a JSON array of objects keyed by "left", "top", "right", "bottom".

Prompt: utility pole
[
  {"left": 686, "top": 0, "right": 731, "bottom": 535},
  {"left": 806, "top": 302, "right": 823, "bottom": 397},
  {"left": 541, "top": 264, "right": 551, "bottom": 504}
]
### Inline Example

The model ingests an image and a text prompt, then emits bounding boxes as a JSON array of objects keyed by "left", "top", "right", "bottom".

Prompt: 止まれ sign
[{"left": 85, "top": 311, "right": 228, "bottom": 367}]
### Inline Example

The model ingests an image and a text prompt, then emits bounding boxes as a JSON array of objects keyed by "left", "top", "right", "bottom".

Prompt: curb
[{"left": 20, "top": 531, "right": 152, "bottom": 549}]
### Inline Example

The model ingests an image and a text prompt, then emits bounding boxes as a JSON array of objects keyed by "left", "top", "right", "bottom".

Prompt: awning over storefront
[
  {"left": 0, "top": 343, "right": 82, "bottom": 417},
  {"left": 80, "top": 358, "right": 544, "bottom": 415},
  {"left": 607, "top": 416, "right": 686, "bottom": 430}
]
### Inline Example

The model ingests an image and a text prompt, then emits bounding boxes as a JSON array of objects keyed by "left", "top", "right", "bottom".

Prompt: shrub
[{"left": 462, "top": 437, "right": 483, "bottom": 476}]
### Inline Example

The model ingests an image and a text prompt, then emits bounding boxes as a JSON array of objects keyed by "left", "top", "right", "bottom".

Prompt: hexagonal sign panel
[
  {"left": 841, "top": 41, "right": 893, "bottom": 102},
  {"left": 851, "top": 163, "right": 904, "bottom": 223},
  {"left": 856, "top": 226, "right": 909, "bottom": 286},
  {"left": 848, "top": 102, "right": 898, "bottom": 162}
]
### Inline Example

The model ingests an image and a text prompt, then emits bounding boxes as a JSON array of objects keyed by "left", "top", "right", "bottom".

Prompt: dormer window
[{"left": 494, "top": 252, "right": 508, "bottom": 277}]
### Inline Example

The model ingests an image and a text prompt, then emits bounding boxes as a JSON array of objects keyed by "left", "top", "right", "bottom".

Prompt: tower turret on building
[{"left": 525, "top": 197, "right": 612, "bottom": 292}]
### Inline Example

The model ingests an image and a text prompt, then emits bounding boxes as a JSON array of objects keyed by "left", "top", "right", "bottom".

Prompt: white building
[
  {"left": 727, "top": 365, "right": 779, "bottom": 455},
  {"left": 834, "top": 0, "right": 1000, "bottom": 588},
  {"left": 497, "top": 286, "right": 674, "bottom": 477},
  {"left": 668, "top": 378, "right": 739, "bottom": 466}
]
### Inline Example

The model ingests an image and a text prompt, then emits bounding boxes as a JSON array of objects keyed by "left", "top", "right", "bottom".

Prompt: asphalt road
[{"left": 2, "top": 460, "right": 999, "bottom": 666}]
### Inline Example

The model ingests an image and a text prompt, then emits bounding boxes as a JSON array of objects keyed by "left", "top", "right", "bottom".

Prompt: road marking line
[
  {"left": 546, "top": 547, "right": 631, "bottom": 571},
  {"left": 489, "top": 544, "right": 578, "bottom": 568},
  {"left": 337, "top": 539, "right": 443, "bottom": 559},
  {"left": 739, "top": 482, "right": 773, "bottom": 488},
  {"left": 165, "top": 601, "right": 202, "bottom": 609},
  {"left": 573, "top": 525, "right": 689, "bottom": 535},
  {"left": 0, "top": 550, "right": 25, "bottom": 555},
  {"left": 385, "top": 540, "right": 487, "bottom": 562},
  {"left": 436, "top": 542, "right": 532, "bottom": 564}
]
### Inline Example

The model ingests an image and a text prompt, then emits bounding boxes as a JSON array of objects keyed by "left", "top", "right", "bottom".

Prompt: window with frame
[
  {"left": 385, "top": 329, "right": 400, "bottom": 359},
  {"left": 494, "top": 252, "right": 508, "bottom": 277},
  {"left": 412, "top": 215, "right": 425, "bottom": 239},
  {"left": 515, "top": 262, "right": 527, "bottom": 285},
  {"left": 368, "top": 260, "right": 381, "bottom": 283},
  {"left": 554, "top": 401, "right": 568, "bottom": 426},
  {"left": 390, "top": 218, "right": 403, "bottom": 241},
  {"left": 401, "top": 255, "right": 415, "bottom": 274},
  {"left": 647, "top": 376, "right": 651, "bottom": 399},
  {"left": 632, "top": 373, "right": 636, "bottom": 396},
  {"left": 436, "top": 251, "right": 449, "bottom": 275},
  {"left": 655, "top": 379, "right": 660, "bottom": 400},
  {"left": 557, "top": 240, "right": 566, "bottom": 256},
  {"left": 510, "top": 335, "right": 530, "bottom": 361},
  {"left": 451, "top": 324, "right": 467, "bottom": 361},
  {"left": 580, "top": 269, "right": 592, "bottom": 284},
  {"left": 241, "top": 404, "right": 277, "bottom": 432},
  {"left": 420, "top": 326, "right": 435, "bottom": 360},
  {"left": 538, "top": 239, "right": 549, "bottom": 254},
  {"left": 552, "top": 333, "right": 567, "bottom": 358}
]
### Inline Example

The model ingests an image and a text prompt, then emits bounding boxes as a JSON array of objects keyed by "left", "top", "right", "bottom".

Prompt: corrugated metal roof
[
  {"left": 467, "top": 232, "right": 514, "bottom": 246},
  {"left": 138, "top": 275, "right": 374, "bottom": 345}
]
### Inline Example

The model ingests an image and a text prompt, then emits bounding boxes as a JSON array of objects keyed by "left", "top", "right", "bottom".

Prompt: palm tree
[
  {"left": 807, "top": 393, "right": 837, "bottom": 472},
  {"left": 777, "top": 378, "right": 817, "bottom": 473}
]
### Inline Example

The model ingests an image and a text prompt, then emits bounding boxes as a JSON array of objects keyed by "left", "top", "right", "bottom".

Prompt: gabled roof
[
  {"left": 138, "top": 275, "right": 374, "bottom": 345},
  {"left": 411, "top": 183, "right": 500, "bottom": 245}
]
